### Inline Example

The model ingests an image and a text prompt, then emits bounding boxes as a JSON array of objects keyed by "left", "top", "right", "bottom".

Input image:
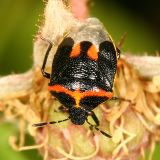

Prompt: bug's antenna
[
  {"left": 94, "top": 127, "right": 112, "bottom": 138},
  {"left": 86, "top": 119, "right": 112, "bottom": 138},
  {"left": 32, "top": 117, "right": 71, "bottom": 127}
]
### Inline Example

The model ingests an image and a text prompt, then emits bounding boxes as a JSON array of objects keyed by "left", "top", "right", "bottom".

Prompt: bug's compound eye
[{"left": 69, "top": 107, "right": 87, "bottom": 125}]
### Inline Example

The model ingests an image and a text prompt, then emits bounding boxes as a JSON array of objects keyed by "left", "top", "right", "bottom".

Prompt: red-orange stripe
[{"left": 48, "top": 85, "right": 113, "bottom": 108}]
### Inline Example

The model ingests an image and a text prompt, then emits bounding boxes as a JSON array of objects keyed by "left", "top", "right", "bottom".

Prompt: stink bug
[{"left": 33, "top": 18, "right": 120, "bottom": 138}]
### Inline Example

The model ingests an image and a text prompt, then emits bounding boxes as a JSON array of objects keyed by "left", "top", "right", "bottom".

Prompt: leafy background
[{"left": 0, "top": 0, "right": 159, "bottom": 159}]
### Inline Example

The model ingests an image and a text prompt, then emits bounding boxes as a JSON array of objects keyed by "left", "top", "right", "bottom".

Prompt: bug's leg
[
  {"left": 41, "top": 37, "right": 53, "bottom": 79},
  {"left": 117, "top": 32, "right": 128, "bottom": 50},
  {"left": 86, "top": 111, "right": 111, "bottom": 138},
  {"left": 54, "top": 105, "right": 69, "bottom": 113},
  {"left": 58, "top": 105, "right": 69, "bottom": 112},
  {"left": 89, "top": 111, "right": 99, "bottom": 136},
  {"left": 111, "top": 96, "right": 132, "bottom": 103},
  {"left": 90, "top": 111, "right": 100, "bottom": 127},
  {"left": 32, "top": 117, "right": 70, "bottom": 127},
  {"left": 116, "top": 32, "right": 128, "bottom": 60}
]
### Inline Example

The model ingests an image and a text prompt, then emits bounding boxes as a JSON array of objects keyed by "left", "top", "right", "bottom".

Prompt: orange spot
[
  {"left": 48, "top": 85, "right": 113, "bottom": 108},
  {"left": 87, "top": 45, "right": 98, "bottom": 61},
  {"left": 70, "top": 43, "right": 81, "bottom": 58}
]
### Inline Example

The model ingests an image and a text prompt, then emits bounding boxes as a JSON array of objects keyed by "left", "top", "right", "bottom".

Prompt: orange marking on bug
[
  {"left": 70, "top": 43, "right": 81, "bottom": 58},
  {"left": 48, "top": 85, "right": 81, "bottom": 108},
  {"left": 74, "top": 88, "right": 81, "bottom": 108},
  {"left": 48, "top": 85, "right": 113, "bottom": 108},
  {"left": 82, "top": 90, "right": 113, "bottom": 99},
  {"left": 87, "top": 45, "right": 98, "bottom": 61}
]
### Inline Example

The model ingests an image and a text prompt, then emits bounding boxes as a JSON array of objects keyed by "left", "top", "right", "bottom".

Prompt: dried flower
[{"left": 0, "top": 0, "right": 160, "bottom": 160}]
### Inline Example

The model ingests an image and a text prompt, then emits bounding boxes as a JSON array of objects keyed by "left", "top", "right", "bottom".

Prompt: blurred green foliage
[
  {"left": 90, "top": 0, "right": 160, "bottom": 53},
  {"left": 0, "top": 122, "right": 42, "bottom": 160},
  {"left": 0, "top": 0, "right": 43, "bottom": 75},
  {"left": 0, "top": 0, "right": 159, "bottom": 159}
]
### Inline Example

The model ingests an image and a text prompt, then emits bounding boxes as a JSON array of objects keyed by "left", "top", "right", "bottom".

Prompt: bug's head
[{"left": 69, "top": 107, "right": 87, "bottom": 125}]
